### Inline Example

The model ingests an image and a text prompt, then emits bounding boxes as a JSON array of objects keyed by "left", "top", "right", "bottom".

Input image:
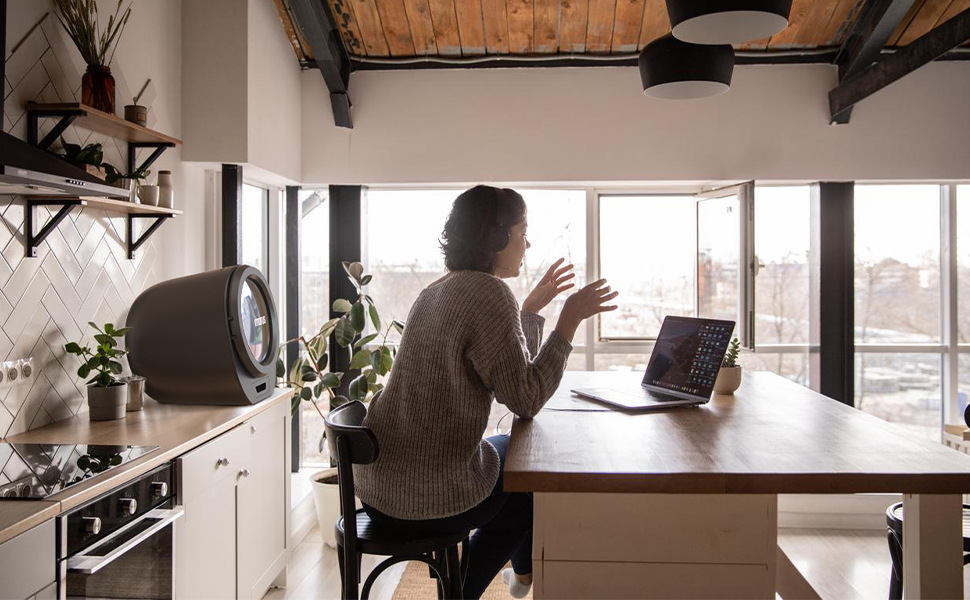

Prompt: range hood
[{"left": 0, "top": 130, "right": 128, "bottom": 198}]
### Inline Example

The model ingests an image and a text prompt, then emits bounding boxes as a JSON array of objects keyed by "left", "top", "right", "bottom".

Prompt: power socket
[
  {"left": 2, "top": 361, "right": 18, "bottom": 388},
  {"left": 18, "top": 358, "right": 34, "bottom": 386}
]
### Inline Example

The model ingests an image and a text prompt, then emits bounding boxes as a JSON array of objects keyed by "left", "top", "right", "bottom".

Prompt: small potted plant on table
[
  {"left": 714, "top": 337, "right": 743, "bottom": 395},
  {"left": 65, "top": 322, "right": 131, "bottom": 421}
]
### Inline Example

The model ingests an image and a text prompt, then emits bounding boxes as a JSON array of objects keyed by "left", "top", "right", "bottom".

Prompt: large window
[
  {"left": 241, "top": 183, "right": 269, "bottom": 277},
  {"left": 300, "top": 189, "right": 329, "bottom": 466}
]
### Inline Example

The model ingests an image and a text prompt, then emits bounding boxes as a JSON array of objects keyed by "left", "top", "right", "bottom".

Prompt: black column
[
  {"left": 285, "top": 186, "right": 302, "bottom": 472},
  {"left": 329, "top": 185, "right": 362, "bottom": 399},
  {"left": 221, "top": 164, "right": 243, "bottom": 267},
  {"left": 810, "top": 182, "right": 855, "bottom": 405}
]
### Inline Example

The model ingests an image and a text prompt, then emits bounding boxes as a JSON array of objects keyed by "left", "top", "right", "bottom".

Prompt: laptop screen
[{"left": 641, "top": 316, "right": 736, "bottom": 398}]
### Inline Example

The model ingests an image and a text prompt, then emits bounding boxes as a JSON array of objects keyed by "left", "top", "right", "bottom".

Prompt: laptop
[{"left": 572, "top": 316, "right": 736, "bottom": 410}]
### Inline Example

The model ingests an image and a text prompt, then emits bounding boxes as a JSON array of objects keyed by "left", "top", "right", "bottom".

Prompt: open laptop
[{"left": 572, "top": 316, "right": 736, "bottom": 410}]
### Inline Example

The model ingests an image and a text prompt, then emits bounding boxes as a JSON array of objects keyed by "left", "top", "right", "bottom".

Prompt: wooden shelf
[
  {"left": 79, "top": 197, "right": 183, "bottom": 216},
  {"left": 26, "top": 102, "right": 182, "bottom": 146}
]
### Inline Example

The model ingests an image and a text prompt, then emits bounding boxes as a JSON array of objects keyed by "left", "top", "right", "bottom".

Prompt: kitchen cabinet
[
  {"left": 0, "top": 519, "right": 55, "bottom": 599},
  {"left": 176, "top": 400, "right": 289, "bottom": 599}
]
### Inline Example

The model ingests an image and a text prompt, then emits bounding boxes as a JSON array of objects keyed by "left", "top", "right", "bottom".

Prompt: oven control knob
[
  {"left": 118, "top": 498, "right": 138, "bottom": 515},
  {"left": 83, "top": 517, "right": 102, "bottom": 535},
  {"left": 150, "top": 482, "right": 169, "bottom": 499}
]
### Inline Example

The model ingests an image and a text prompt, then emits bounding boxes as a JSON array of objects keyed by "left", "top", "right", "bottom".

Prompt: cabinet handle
[
  {"left": 239, "top": 469, "right": 250, "bottom": 478},
  {"left": 250, "top": 425, "right": 257, "bottom": 434},
  {"left": 217, "top": 457, "right": 230, "bottom": 467}
]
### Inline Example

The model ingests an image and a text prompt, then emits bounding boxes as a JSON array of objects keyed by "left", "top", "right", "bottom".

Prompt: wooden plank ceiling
[{"left": 282, "top": 0, "right": 970, "bottom": 59}]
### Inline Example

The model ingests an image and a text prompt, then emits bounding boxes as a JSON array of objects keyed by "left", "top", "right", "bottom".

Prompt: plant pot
[
  {"left": 311, "top": 468, "right": 362, "bottom": 548},
  {"left": 87, "top": 383, "right": 128, "bottom": 421},
  {"left": 713, "top": 366, "right": 743, "bottom": 395},
  {"left": 82, "top": 65, "right": 116, "bottom": 114},
  {"left": 84, "top": 164, "right": 107, "bottom": 180}
]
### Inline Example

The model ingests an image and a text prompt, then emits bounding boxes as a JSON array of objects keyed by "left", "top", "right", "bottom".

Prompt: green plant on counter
[
  {"left": 276, "top": 261, "right": 403, "bottom": 455},
  {"left": 722, "top": 337, "right": 741, "bottom": 368},
  {"left": 64, "top": 322, "right": 131, "bottom": 387}
]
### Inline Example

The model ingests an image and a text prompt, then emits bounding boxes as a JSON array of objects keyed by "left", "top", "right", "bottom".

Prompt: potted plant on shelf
[
  {"left": 65, "top": 322, "right": 131, "bottom": 421},
  {"left": 54, "top": 0, "right": 132, "bottom": 114},
  {"left": 714, "top": 337, "right": 743, "bottom": 395},
  {"left": 57, "top": 140, "right": 119, "bottom": 182},
  {"left": 277, "top": 261, "right": 403, "bottom": 547}
]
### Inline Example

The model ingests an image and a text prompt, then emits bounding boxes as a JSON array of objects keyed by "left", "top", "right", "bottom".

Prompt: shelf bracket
[
  {"left": 26, "top": 106, "right": 83, "bottom": 150},
  {"left": 25, "top": 199, "right": 85, "bottom": 258},
  {"left": 128, "top": 142, "right": 175, "bottom": 175},
  {"left": 127, "top": 214, "right": 174, "bottom": 259}
]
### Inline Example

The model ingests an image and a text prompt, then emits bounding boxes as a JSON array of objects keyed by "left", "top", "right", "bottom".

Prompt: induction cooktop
[{"left": 0, "top": 443, "right": 159, "bottom": 499}]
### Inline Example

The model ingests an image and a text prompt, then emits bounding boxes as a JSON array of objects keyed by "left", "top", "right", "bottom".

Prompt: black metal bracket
[
  {"left": 128, "top": 142, "right": 175, "bottom": 175},
  {"left": 25, "top": 199, "right": 84, "bottom": 258},
  {"left": 127, "top": 214, "right": 174, "bottom": 259}
]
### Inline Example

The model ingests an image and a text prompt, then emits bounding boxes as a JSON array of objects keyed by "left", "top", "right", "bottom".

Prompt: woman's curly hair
[{"left": 440, "top": 185, "right": 526, "bottom": 274}]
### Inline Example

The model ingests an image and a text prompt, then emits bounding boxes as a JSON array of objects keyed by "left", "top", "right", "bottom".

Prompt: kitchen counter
[{"left": 0, "top": 387, "right": 293, "bottom": 543}]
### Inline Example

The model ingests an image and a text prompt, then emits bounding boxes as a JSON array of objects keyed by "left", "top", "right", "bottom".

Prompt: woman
[{"left": 355, "top": 185, "right": 618, "bottom": 599}]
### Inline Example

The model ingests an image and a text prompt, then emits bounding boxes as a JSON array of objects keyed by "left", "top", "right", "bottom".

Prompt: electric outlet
[
  {"left": 0, "top": 363, "right": 6, "bottom": 389},
  {"left": 18, "top": 358, "right": 34, "bottom": 386},
  {"left": 2, "top": 361, "right": 18, "bottom": 387}
]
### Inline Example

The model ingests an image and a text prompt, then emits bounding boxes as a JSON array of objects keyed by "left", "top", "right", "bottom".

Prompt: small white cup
[{"left": 137, "top": 185, "right": 159, "bottom": 206}]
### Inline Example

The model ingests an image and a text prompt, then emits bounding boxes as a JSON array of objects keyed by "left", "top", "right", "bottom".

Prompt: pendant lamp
[
  {"left": 639, "top": 34, "right": 734, "bottom": 100},
  {"left": 666, "top": 0, "right": 792, "bottom": 45}
]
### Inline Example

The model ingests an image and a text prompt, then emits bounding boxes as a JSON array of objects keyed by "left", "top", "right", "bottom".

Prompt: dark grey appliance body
[{"left": 127, "top": 265, "right": 279, "bottom": 406}]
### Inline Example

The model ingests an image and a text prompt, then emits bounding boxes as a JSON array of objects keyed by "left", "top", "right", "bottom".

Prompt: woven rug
[{"left": 392, "top": 560, "right": 532, "bottom": 600}]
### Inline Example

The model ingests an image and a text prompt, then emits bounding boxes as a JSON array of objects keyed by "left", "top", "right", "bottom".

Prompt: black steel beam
[
  {"left": 285, "top": 185, "right": 302, "bottom": 473},
  {"left": 810, "top": 183, "right": 855, "bottom": 405},
  {"left": 222, "top": 164, "right": 243, "bottom": 267},
  {"left": 830, "top": 6, "right": 970, "bottom": 122},
  {"left": 328, "top": 185, "right": 361, "bottom": 399},
  {"left": 289, "top": 0, "right": 353, "bottom": 128}
]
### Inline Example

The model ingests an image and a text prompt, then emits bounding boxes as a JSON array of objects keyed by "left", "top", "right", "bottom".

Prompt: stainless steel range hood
[{"left": 0, "top": 130, "right": 128, "bottom": 197}]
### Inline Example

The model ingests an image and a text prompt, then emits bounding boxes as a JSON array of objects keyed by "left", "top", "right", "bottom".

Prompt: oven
[{"left": 57, "top": 462, "right": 182, "bottom": 599}]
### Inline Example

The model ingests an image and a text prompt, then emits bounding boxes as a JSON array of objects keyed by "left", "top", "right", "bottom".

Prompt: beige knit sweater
[{"left": 354, "top": 270, "right": 573, "bottom": 520}]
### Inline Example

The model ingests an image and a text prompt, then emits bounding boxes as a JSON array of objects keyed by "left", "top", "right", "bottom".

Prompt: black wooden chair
[
  {"left": 885, "top": 501, "right": 970, "bottom": 599},
  {"left": 325, "top": 400, "right": 471, "bottom": 600}
]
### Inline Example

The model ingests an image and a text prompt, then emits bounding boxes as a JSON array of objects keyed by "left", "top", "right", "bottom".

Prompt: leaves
[
  {"left": 333, "top": 298, "right": 352, "bottom": 314},
  {"left": 350, "top": 302, "right": 366, "bottom": 333},
  {"left": 78, "top": 364, "right": 91, "bottom": 379},
  {"left": 276, "top": 358, "right": 285, "bottom": 379},
  {"left": 65, "top": 342, "right": 83, "bottom": 354},
  {"left": 349, "top": 349, "right": 371, "bottom": 370},
  {"left": 368, "top": 304, "right": 381, "bottom": 331},
  {"left": 392, "top": 320, "right": 406, "bottom": 335},
  {"left": 321, "top": 373, "right": 342, "bottom": 388},
  {"left": 300, "top": 387, "right": 312, "bottom": 400},
  {"left": 335, "top": 318, "right": 356, "bottom": 347},
  {"left": 354, "top": 333, "right": 379, "bottom": 350},
  {"left": 361, "top": 274, "right": 372, "bottom": 287},
  {"left": 381, "top": 346, "right": 393, "bottom": 374},
  {"left": 342, "top": 261, "right": 364, "bottom": 282},
  {"left": 108, "top": 361, "right": 123, "bottom": 374}
]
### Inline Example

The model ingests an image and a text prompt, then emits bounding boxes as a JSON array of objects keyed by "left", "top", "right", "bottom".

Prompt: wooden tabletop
[{"left": 504, "top": 371, "right": 970, "bottom": 494}]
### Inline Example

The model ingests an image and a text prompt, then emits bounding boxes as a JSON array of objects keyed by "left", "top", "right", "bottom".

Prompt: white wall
[{"left": 300, "top": 62, "right": 970, "bottom": 185}]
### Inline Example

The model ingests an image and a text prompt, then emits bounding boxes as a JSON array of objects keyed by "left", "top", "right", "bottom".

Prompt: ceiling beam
[
  {"left": 289, "top": 0, "right": 353, "bottom": 128},
  {"left": 829, "top": 6, "right": 970, "bottom": 123},
  {"left": 830, "top": 0, "right": 918, "bottom": 124}
]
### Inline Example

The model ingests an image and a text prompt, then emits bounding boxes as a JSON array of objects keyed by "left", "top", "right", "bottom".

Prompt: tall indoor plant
[
  {"left": 54, "top": 0, "right": 131, "bottom": 114},
  {"left": 277, "top": 261, "right": 402, "bottom": 547},
  {"left": 65, "top": 322, "right": 131, "bottom": 421}
]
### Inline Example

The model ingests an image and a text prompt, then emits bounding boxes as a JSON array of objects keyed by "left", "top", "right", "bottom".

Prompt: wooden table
[{"left": 505, "top": 371, "right": 970, "bottom": 599}]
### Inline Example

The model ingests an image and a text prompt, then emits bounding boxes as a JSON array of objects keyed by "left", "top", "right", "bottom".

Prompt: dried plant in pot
[
  {"left": 65, "top": 322, "right": 132, "bottom": 421},
  {"left": 713, "top": 337, "right": 743, "bottom": 395},
  {"left": 54, "top": 0, "right": 132, "bottom": 114}
]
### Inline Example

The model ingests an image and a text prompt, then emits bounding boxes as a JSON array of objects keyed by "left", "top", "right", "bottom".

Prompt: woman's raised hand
[
  {"left": 554, "top": 279, "right": 619, "bottom": 342},
  {"left": 522, "top": 258, "right": 575, "bottom": 315}
]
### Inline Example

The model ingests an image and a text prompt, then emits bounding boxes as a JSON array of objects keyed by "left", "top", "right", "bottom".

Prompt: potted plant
[
  {"left": 277, "top": 261, "right": 403, "bottom": 547},
  {"left": 54, "top": 0, "right": 132, "bottom": 114},
  {"left": 57, "top": 141, "right": 120, "bottom": 182},
  {"left": 714, "top": 337, "right": 743, "bottom": 395},
  {"left": 65, "top": 322, "right": 131, "bottom": 421}
]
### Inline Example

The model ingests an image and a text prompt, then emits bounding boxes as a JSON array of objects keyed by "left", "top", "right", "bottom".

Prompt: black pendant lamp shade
[
  {"left": 666, "top": 0, "right": 792, "bottom": 45},
  {"left": 639, "top": 34, "right": 734, "bottom": 99}
]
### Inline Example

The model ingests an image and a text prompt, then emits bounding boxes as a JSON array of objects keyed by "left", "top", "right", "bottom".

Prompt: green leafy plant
[
  {"left": 64, "top": 322, "right": 131, "bottom": 387},
  {"left": 722, "top": 337, "right": 741, "bottom": 368},
  {"left": 54, "top": 0, "right": 131, "bottom": 67},
  {"left": 276, "top": 262, "right": 403, "bottom": 455}
]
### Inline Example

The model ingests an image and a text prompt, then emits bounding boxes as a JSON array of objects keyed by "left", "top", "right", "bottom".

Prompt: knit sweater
[{"left": 354, "top": 270, "right": 573, "bottom": 520}]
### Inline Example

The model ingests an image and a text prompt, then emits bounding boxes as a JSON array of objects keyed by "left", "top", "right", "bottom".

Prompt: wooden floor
[{"left": 264, "top": 526, "right": 968, "bottom": 599}]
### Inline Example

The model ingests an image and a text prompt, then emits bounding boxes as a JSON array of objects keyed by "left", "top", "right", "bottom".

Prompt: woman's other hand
[
  {"left": 522, "top": 258, "right": 575, "bottom": 314},
  {"left": 554, "top": 279, "right": 619, "bottom": 342}
]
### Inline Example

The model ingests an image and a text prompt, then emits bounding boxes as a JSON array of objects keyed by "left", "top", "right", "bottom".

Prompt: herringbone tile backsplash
[{"left": 0, "top": 12, "right": 160, "bottom": 438}]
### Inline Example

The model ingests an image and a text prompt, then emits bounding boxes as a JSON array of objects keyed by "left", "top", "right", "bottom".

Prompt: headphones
[{"left": 483, "top": 188, "right": 511, "bottom": 252}]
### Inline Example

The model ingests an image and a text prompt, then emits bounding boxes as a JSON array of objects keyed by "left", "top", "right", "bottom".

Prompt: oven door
[{"left": 61, "top": 504, "right": 183, "bottom": 599}]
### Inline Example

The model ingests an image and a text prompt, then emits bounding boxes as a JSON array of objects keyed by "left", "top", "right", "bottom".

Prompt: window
[
  {"left": 855, "top": 353, "right": 942, "bottom": 442},
  {"left": 300, "top": 189, "right": 329, "bottom": 466},
  {"left": 242, "top": 183, "right": 269, "bottom": 277},
  {"left": 957, "top": 185, "right": 970, "bottom": 343},
  {"left": 599, "top": 196, "right": 695, "bottom": 339},
  {"left": 696, "top": 195, "right": 740, "bottom": 324}
]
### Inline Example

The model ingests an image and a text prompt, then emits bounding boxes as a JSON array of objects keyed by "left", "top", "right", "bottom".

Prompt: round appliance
[{"left": 127, "top": 265, "right": 279, "bottom": 406}]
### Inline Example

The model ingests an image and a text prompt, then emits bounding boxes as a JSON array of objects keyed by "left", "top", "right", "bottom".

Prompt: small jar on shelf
[{"left": 157, "top": 170, "right": 173, "bottom": 209}]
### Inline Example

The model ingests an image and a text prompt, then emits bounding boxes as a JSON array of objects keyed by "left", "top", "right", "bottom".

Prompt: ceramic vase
[
  {"left": 88, "top": 382, "right": 128, "bottom": 421},
  {"left": 82, "top": 65, "right": 116, "bottom": 114},
  {"left": 157, "top": 171, "right": 173, "bottom": 209},
  {"left": 713, "top": 365, "right": 743, "bottom": 395}
]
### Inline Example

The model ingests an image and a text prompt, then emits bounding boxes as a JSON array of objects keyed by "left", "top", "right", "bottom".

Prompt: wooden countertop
[
  {"left": 505, "top": 371, "right": 970, "bottom": 494},
  {"left": 0, "top": 387, "right": 293, "bottom": 543}
]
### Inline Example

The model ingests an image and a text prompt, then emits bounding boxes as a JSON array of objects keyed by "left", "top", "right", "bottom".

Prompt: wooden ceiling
[{"left": 284, "top": 0, "right": 969, "bottom": 59}]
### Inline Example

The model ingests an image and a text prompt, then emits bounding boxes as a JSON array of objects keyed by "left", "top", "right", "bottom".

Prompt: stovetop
[{"left": 0, "top": 443, "right": 159, "bottom": 499}]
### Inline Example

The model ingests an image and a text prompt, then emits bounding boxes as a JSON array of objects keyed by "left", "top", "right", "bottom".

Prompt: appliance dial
[
  {"left": 118, "top": 498, "right": 138, "bottom": 515},
  {"left": 150, "top": 482, "right": 169, "bottom": 499},
  {"left": 83, "top": 517, "right": 102, "bottom": 535}
]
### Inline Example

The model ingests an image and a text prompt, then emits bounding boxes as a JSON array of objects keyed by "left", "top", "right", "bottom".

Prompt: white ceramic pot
[
  {"left": 713, "top": 366, "right": 743, "bottom": 395},
  {"left": 157, "top": 171, "right": 173, "bottom": 209},
  {"left": 88, "top": 383, "right": 128, "bottom": 420},
  {"left": 311, "top": 468, "right": 362, "bottom": 548}
]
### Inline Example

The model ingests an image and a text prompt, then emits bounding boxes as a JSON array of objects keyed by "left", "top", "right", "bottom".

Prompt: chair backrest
[{"left": 324, "top": 401, "right": 379, "bottom": 554}]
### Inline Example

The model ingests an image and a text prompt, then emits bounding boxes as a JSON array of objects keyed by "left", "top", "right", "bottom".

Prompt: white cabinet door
[
  {"left": 236, "top": 400, "right": 287, "bottom": 599},
  {"left": 176, "top": 425, "right": 250, "bottom": 600}
]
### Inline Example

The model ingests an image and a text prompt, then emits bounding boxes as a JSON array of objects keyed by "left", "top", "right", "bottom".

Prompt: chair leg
[
  {"left": 887, "top": 528, "right": 903, "bottom": 600},
  {"left": 343, "top": 549, "right": 360, "bottom": 600},
  {"left": 337, "top": 544, "right": 347, "bottom": 590},
  {"left": 446, "top": 544, "right": 463, "bottom": 599},
  {"left": 459, "top": 537, "right": 469, "bottom": 587}
]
